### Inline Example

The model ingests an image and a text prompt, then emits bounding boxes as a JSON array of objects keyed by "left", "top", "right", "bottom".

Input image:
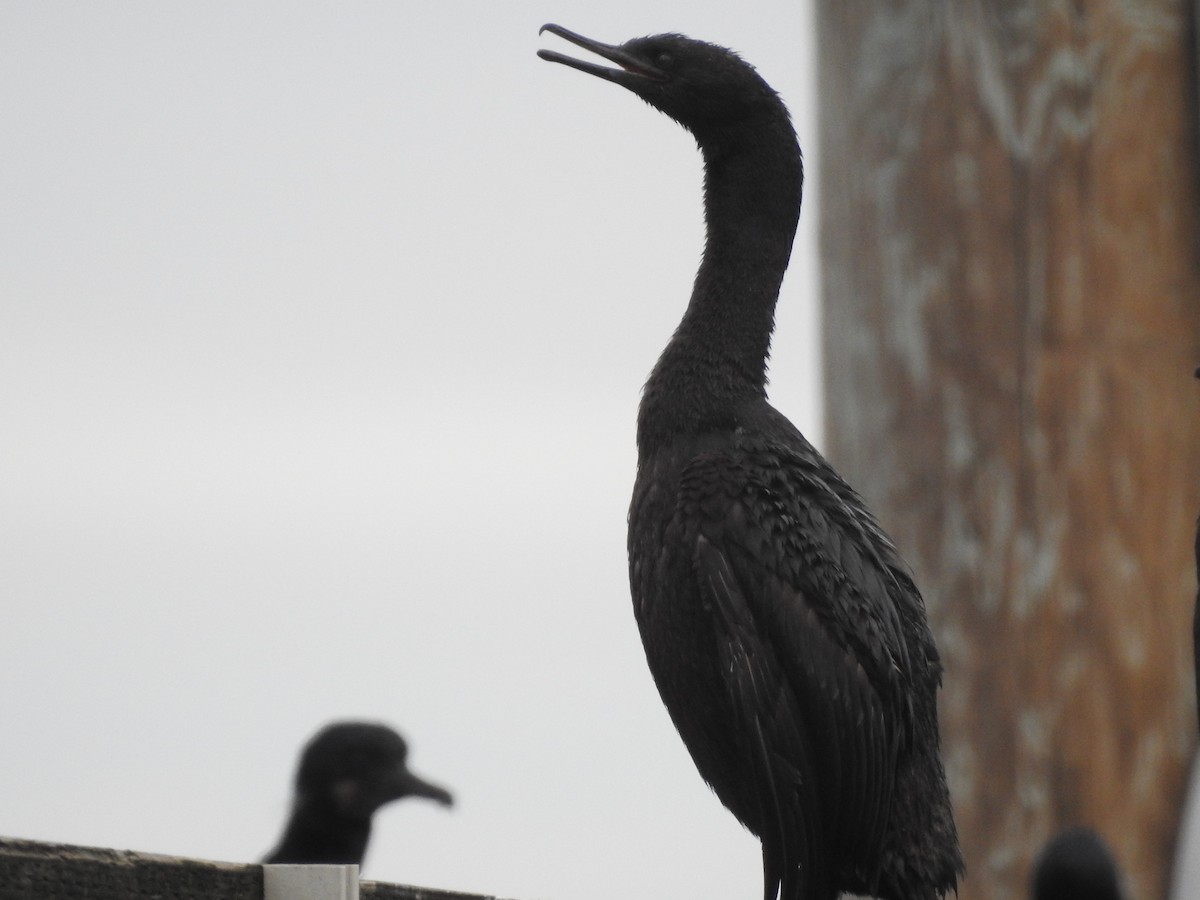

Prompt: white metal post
[{"left": 263, "top": 864, "right": 359, "bottom": 900}]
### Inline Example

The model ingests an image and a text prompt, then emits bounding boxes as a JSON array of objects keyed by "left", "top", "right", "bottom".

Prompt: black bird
[
  {"left": 540, "top": 25, "right": 961, "bottom": 900},
  {"left": 1030, "top": 828, "right": 1122, "bottom": 900},
  {"left": 263, "top": 722, "right": 453, "bottom": 867}
]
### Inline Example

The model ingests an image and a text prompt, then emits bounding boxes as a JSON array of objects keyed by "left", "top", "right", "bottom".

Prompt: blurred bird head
[{"left": 296, "top": 721, "right": 453, "bottom": 820}]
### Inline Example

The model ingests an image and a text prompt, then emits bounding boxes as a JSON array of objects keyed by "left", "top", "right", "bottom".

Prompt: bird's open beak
[{"left": 538, "top": 24, "right": 667, "bottom": 84}]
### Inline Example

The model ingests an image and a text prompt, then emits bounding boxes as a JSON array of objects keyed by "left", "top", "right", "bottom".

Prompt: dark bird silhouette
[
  {"left": 540, "top": 25, "right": 961, "bottom": 900},
  {"left": 1031, "top": 828, "right": 1122, "bottom": 900},
  {"left": 263, "top": 722, "right": 453, "bottom": 867}
]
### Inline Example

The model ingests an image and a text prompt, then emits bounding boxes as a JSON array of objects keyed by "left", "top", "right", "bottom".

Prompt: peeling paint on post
[{"left": 816, "top": 2, "right": 1200, "bottom": 899}]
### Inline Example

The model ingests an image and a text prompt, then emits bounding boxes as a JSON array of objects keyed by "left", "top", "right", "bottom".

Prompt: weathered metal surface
[{"left": 816, "top": 2, "right": 1200, "bottom": 898}]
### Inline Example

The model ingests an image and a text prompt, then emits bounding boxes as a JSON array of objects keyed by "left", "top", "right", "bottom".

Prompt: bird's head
[
  {"left": 297, "top": 722, "right": 454, "bottom": 820},
  {"left": 538, "top": 25, "right": 787, "bottom": 142}
]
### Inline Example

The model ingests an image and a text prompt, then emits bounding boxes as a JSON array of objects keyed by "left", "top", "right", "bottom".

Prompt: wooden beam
[
  {"left": 0, "top": 837, "right": 500, "bottom": 900},
  {"left": 815, "top": 3, "right": 1200, "bottom": 898}
]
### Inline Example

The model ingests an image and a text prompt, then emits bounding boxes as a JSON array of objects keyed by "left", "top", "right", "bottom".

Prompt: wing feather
[{"left": 682, "top": 443, "right": 911, "bottom": 895}]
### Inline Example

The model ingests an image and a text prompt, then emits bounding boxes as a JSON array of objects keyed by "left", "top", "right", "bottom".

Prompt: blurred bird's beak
[{"left": 394, "top": 769, "right": 454, "bottom": 807}]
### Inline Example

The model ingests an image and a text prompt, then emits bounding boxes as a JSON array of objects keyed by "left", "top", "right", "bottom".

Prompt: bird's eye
[{"left": 655, "top": 51, "right": 674, "bottom": 69}]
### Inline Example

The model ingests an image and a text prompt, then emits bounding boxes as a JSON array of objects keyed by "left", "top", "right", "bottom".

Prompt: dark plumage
[
  {"left": 540, "top": 25, "right": 961, "bottom": 900},
  {"left": 1031, "top": 828, "right": 1122, "bottom": 900},
  {"left": 263, "top": 722, "right": 453, "bottom": 867}
]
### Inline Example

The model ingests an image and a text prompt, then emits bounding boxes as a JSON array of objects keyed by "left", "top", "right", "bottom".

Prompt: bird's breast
[{"left": 627, "top": 443, "right": 732, "bottom": 668}]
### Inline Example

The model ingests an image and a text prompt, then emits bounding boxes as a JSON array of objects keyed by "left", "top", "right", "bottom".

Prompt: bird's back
[{"left": 629, "top": 399, "right": 960, "bottom": 900}]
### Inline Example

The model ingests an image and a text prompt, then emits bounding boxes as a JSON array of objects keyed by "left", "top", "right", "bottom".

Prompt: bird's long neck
[
  {"left": 638, "top": 116, "right": 802, "bottom": 448},
  {"left": 267, "top": 795, "right": 371, "bottom": 865}
]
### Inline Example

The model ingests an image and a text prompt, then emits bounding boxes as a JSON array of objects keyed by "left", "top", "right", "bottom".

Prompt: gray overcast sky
[{"left": 0, "top": 3, "right": 819, "bottom": 899}]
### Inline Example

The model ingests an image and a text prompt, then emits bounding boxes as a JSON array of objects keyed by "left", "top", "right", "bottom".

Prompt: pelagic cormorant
[
  {"left": 263, "top": 722, "right": 453, "bottom": 866},
  {"left": 1030, "top": 828, "right": 1123, "bottom": 900},
  {"left": 540, "top": 25, "right": 961, "bottom": 900}
]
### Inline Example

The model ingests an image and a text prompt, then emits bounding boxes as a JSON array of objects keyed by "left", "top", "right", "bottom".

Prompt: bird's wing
[
  {"left": 678, "top": 444, "right": 914, "bottom": 895},
  {"left": 694, "top": 529, "right": 830, "bottom": 900}
]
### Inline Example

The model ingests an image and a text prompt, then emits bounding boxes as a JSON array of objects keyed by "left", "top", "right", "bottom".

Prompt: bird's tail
[{"left": 879, "top": 726, "right": 963, "bottom": 900}]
